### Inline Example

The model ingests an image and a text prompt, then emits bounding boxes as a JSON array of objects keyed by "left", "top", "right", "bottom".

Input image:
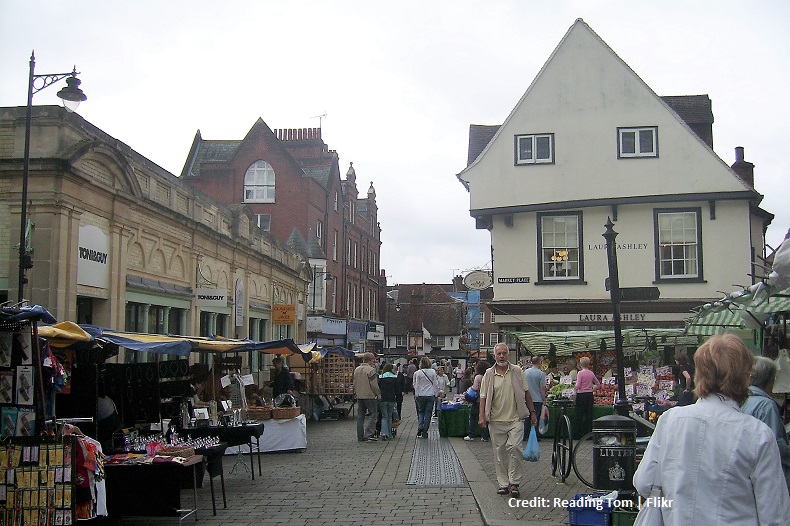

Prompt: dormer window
[
  {"left": 618, "top": 127, "right": 658, "bottom": 158},
  {"left": 515, "top": 133, "right": 554, "bottom": 165}
]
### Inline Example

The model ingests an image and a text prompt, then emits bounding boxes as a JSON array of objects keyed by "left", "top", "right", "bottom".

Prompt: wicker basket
[
  {"left": 159, "top": 446, "right": 195, "bottom": 458},
  {"left": 247, "top": 407, "right": 272, "bottom": 420},
  {"left": 271, "top": 406, "right": 301, "bottom": 419}
]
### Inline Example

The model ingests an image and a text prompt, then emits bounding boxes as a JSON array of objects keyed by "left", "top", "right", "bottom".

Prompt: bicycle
[{"left": 548, "top": 398, "right": 574, "bottom": 482}]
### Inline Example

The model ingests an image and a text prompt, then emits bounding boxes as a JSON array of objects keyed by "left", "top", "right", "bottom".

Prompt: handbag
[
  {"left": 464, "top": 387, "right": 478, "bottom": 402},
  {"left": 633, "top": 465, "right": 664, "bottom": 525},
  {"left": 522, "top": 425, "right": 540, "bottom": 461},
  {"left": 538, "top": 405, "right": 549, "bottom": 435}
]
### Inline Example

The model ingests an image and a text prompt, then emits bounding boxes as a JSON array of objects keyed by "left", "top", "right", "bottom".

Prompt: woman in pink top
[{"left": 574, "top": 357, "right": 600, "bottom": 436}]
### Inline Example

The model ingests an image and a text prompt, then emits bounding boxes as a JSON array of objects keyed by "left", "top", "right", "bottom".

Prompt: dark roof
[
  {"left": 184, "top": 140, "right": 241, "bottom": 178},
  {"left": 301, "top": 164, "right": 333, "bottom": 189},
  {"left": 660, "top": 95, "right": 713, "bottom": 125},
  {"left": 467, "top": 125, "right": 500, "bottom": 166}
]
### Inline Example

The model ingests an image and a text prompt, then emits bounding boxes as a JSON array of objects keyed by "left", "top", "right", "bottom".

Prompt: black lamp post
[
  {"left": 603, "top": 218, "right": 629, "bottom": 416},
  {"left": 17, "top": 51, "right": 87, "bottom": 302}
]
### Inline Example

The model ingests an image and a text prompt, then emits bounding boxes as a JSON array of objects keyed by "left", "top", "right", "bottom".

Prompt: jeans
[
  {"left": 380, "top": 401, "right": 396, "bottom": 438},
  {"left": 357, "top": 398, "right": 379, "bottom": 440},
  {"left": 415, "top": 396, "right": 436, "bottom": 433}
]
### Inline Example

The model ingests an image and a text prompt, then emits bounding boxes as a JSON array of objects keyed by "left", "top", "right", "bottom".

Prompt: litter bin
[{"left": 592, "top": 415, "right": 636, "bottom": 491}]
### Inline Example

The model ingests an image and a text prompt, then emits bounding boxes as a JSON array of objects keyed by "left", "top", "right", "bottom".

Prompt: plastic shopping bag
[
  {"left": 538, "top": 405, "right": 549, "bottom": 435},
  {"left": 522, "top": 425, "right": 540, "bottom": 462}
]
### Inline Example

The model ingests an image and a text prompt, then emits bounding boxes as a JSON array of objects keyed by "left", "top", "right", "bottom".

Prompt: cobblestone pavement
[{"left": 103, "top": 394, "right": 599, "bottom": 526}]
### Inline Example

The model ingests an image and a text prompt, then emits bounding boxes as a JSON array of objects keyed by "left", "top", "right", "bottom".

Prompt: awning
[
  {"left": 685, "top": 292, "right": 790, "bottom": 335},
  {"left": 511, "top": 328, "right": 700, "bottom": 355}
]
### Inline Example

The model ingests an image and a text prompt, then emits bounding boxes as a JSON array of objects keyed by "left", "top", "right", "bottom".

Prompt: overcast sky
[{"left": 2, "top": 1, "right": 788, "bottom": 286}]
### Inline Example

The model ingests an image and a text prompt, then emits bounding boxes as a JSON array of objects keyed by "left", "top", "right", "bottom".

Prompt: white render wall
[{"left": 491, "top": 199, "right": 753, "bottom": 302}]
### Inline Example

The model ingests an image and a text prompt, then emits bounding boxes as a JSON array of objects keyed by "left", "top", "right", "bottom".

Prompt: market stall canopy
[
  {"left": 37, "top": 321, "right": 92, "bottom": 348},
  {"left": 76, "top": 325, "right": 310, "bottom": 357},
  {"left": 257, "top": 341, "right": 316, "bottom": 359},
  {"left": 511, "top": 328, "right": 699, "bottom": 356},
  {"left": 0, "top": 305, "right": 56, "bottom": 327},
  {"left": 684, "top": 288, "right": 790, "bottom": 335},
  {"left": 685, "top": 236, "right": 790, "bottom": 335}
]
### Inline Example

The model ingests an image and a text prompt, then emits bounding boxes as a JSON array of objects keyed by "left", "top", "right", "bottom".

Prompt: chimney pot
[{"left": 735, "top": 146, "right": 744, "bottom": 162}]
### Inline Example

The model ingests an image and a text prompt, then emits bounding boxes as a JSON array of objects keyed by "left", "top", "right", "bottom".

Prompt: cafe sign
[{"left": 273, "top": 304, "right": 296, "bottom": 325}]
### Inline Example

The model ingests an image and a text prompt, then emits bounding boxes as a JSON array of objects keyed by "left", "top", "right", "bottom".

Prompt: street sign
[{"left": 619, "top": 286, "right": 660, "bottom": 301}]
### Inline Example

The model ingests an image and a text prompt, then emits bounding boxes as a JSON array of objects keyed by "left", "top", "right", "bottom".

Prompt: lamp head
[
  {"left": 57, "top": 73, "right": 87, "bottom": 112},
  {"left": 324, "top": 271, "right": 334, "bottom": 281}
]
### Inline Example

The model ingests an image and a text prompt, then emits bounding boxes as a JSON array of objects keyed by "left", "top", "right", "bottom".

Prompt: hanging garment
[{"left": 774, "top": 348, "right": 790, "bottom": 394}]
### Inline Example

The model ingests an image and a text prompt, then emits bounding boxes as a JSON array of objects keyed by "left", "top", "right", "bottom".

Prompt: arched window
[{"left": 244, "top": 160, "right": 275, "bottom": 202}]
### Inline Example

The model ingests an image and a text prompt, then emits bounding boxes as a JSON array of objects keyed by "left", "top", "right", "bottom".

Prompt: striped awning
[
  {"left": 510, "top": 328, "right": 700, "bottom": 355},
  {"left": 685, "top": 289, "right": 790, "bottom": 336}
]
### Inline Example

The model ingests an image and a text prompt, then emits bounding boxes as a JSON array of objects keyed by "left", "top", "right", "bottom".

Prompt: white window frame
[
  {"left": 618, "top": 126, "right": 658, "bottom": 158},
  {"left": 334, "top": 191, "right": 339, "bottom": 212},
  {"left": 490, "top": 313, "right": 496, "bottom": 323},
  {"left": 316, "top": 220, "right": 323, "bottom": 241},
  {"left": 655, "top": 209, "right": 702, "bottom": 280},
  {"left": 489, "top": 333, "right": 499, "bottom": 346},
  {"left": 479, "top": 312, "right": 485, "bottom": 324},
  {"left": 434, "top": 335, "right": 446, "bottom": 347},
  {"left": 243, "top": 160, "right": 276, "bottom": 202},
  {"left": 255, "top": 214, "right": 271, "bottom": 232},
  {"left": 515, "top": 133, "right": 554, "bottom": 165},
  {"left": 537, "top": 212, "right": 583, "bottom": 282},
  {"left": 396, "top": 335, "right": 407, "bottom": 347},
  {"left": 332, "top": 231, "right": 338, "bottom": 261}
]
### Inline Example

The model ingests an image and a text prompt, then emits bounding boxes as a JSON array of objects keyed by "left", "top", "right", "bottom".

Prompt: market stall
[{"left": 290, "top": 346, "right": 357, "bottom": 420}]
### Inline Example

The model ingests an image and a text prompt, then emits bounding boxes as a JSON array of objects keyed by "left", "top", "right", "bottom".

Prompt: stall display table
[
  {"left": 438, "top": 405, "right": 470, "bottom": 437},
  {"left": 105, "top": 455, "right": 202, "bottom": 524},
  {"left": 181, "top": 422, "right": 264, "bottom": 479},
  {"left": 544, "top": 404, "right": 613, "bottom": 439},
  {"left": 226, "top": 414, "right": 307, "bottom": 454}
]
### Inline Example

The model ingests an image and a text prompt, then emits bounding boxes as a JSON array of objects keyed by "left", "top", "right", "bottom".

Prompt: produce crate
[
  {"left": 611, "top": 508, "right": 638, "bottom": 526},
  {"left": 567, "top": 493, "right": 613, "bottom": 526}
]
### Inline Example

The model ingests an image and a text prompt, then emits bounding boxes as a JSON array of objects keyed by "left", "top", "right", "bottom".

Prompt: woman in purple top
[{"left": 573, "top": 356, "right": 600, "bottom": 437}]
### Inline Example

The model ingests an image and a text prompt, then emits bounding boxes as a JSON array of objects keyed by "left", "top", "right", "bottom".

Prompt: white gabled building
[{"left": 456, "top": 19, "right": 773, "bottom": 337}]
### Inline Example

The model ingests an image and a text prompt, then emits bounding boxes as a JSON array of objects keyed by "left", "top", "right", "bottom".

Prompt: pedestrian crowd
[{"left": 349, "top": 335, "right": 790, "bottom": 523}]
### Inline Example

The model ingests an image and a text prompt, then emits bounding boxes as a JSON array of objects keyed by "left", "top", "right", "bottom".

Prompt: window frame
[
  {"left": 514, "top": 133, "right": 555, "bottom": 165},
  {"left": 536, "top": 211, "right": 585, "bottom": 284},
  {"left": 653, "top": 208, "right": 703, "bottom": 282},
  {"left": 617, "top": 126, "right": 658, "bottom": 159},
  {"left": 255, "top": 214, "right": 271, "bottom": 231},
  {"left": 489, "top": 333, "right": 499, "bottom": 346},
  {"left": 243, "top": 160, "right": 276, "bottom": 203}
]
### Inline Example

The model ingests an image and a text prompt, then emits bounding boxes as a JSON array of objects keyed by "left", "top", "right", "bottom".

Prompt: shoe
[
  {"left": 463, "top": 436, "right": 474, "bottom": 441},
  {"left": 418, "top": 431, "right": 427, "bottom": 439},
  {"left": 509, "top": 484, "right": 520, "bottom": 498},
  {"left": 366, "top": 436, "right": 378, "bottom": 442},
  {"left": 381, "top": 436, "right": 389, "bottom": 441},
  {"left": 497, "top": 486, "right": 509, "bottom": 495},
  {"left": 481, "top": 438, "right": 489, "bottom": 442}
]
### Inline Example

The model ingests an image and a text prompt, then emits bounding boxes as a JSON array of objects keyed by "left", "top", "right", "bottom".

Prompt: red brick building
[{"left": 180, "top": 119, "right": 383, "bottom": 347}]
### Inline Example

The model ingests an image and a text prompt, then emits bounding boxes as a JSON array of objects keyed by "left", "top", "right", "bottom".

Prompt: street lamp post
[
  {"left": 18, "top": 51, "right": 86, "bottom": 302},
  {"left": 310, "top": 266, "right": 335, "bottom": 312},
  {"left": 603, "top": 218, "right": 629, "bottom": 417}
]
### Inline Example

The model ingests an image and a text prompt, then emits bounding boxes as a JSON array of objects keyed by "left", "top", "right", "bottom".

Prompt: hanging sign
[{"left": 273, "top": 304, "right": 296, "bottom": 324}]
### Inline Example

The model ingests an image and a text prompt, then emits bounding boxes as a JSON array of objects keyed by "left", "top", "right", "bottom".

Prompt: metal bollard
[{"left": 592, "top": 415, "right": 636, "bottom": 491}]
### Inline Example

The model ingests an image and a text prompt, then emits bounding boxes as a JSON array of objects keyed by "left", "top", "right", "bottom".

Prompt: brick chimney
[
  {"left": 731, "top": 146, "right": 754, "bottom": 187},
  {"left": 409, "top": 288, "right": 424, "bottom": 333}
]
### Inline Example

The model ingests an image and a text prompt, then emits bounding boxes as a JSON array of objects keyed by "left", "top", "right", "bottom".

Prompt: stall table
[
  {"left": 226, "top": 414, "right": 307, "bottom": 454},
  {"left": 105, "top": 455, "right": 202, "bottom": 524},
  {"left": 438, "top": 405, "right": 470, "bottom": 437},
  {"left": 181, "top": 422, "right": 264, "bottom": 479}
]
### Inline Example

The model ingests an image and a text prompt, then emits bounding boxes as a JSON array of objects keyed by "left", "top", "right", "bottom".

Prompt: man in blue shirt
[{"left": 523, "top": 355, "right": 547, "bottom": 441}]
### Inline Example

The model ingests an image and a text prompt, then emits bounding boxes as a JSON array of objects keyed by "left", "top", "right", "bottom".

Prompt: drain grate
[{"left": 406, "top": 426, "right": 466, "bottom": 486}]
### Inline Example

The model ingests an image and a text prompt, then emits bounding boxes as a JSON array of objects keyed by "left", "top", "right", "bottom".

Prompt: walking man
[
  {"left": 353, "top": 352, "right": 381, "bottom": 442},
  {"left": 479, "top": 343, "right": 537, "bottom": 498},
  {"left": 524, "top": 355, "right": 547, "bottom": 440}
]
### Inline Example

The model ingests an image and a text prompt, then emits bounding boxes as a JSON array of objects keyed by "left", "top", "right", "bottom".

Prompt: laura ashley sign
[{"left": 77, "top": 225, "right": 109, "bottom": 289}]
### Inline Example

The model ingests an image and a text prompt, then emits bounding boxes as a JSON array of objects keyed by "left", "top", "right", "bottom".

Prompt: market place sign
[{"left": 195, "top": 288, "right": 228, "bottom": 307}]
